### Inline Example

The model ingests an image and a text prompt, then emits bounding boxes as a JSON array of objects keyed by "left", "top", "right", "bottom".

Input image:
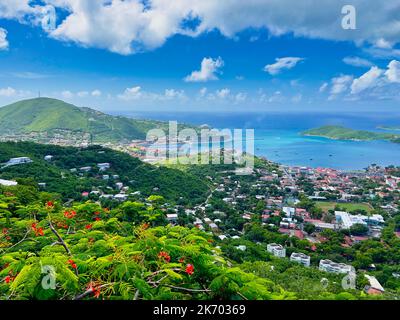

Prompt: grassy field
[{"left": 315, "top": 201, "right": 373, "bottom": 213}]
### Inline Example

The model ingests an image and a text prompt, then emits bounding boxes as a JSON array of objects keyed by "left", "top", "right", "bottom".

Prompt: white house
[
  {"left": 267, "top": 243, "right": 286, "bottom": 258},
  {"left": 283, "top": 207, "right": 295, "bottom": 218},
  {"left": 97, "top": 163, "right": 111, "bottom": 171},
  {"left": 166, "top": 213, "right": 178, "bottom": 223},
  {"left": 236, "top": 245, "right": 247, "bottom": 251},
  {"left": 44, "top": 155, "right": 53, "bottom": 161},
  {"left": 114, "top": 194, "right": 128, "bottom": 202},
  {"left": 0, "top": 179, "right": 18, "bottom": 186},
  {"left": 364, "top": 275, "right": 385, "bottom": 295},
  {"left": 290, "top": 252, "right": 311, "bottom": 267},
  {"left": 209, "top": 223, "right": 219, "bottom": 231}
]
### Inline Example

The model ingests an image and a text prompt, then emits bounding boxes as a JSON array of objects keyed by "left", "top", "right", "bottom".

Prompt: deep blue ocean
[{"left": 119, "top": 111, "right": 400, "bottom": 170}]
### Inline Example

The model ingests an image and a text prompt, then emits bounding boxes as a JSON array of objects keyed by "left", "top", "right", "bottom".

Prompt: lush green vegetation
[
  {"left": 0, "top": 98, "right": 197, "bottom": 143},
  {"left": 302, "top": 126, "right": 400, "bottom": 143},
  {"left": 0, "top": 142, "right": 209, "bottom": 204},
  {"left": 0, "top": 186, "right": 394, "bottom": 300}
]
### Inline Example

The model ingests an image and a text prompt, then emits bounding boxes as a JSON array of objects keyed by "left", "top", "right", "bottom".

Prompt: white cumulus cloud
[
  {"left": 163, "top": 89, "right": 185, "bottom": 100},
  {"left": 184, "top": 57, "right": 224, "bottom": 82},
  {"left": 385, "top": 60, "right": 400, "bottom": 83},
  {"left": 0, "top": 28, "right": 9, "bottom": 50},
  {"left": 264, "top": 57, "right": 304, "bottom": 75},
  {"left": 319, "top": 82, "right": 328, "bottom": 93},
  {"left": 343, "top": 56, "right": 373, "bottom": 68},
  {"left": 118, "top": 86, "right": 143, "bottom": 101},
  {"left": 91, "top": 89, "right": 102, "bottom": 97},
  {"left": 329, "top": 75, "right": 353, "bottom": 99},
  {"left": 0, "top": 87, "right": 16, "bottom": 97},
  {"left": 216, "top": 88, "right": 231, "bottom": 99},
  {"left": 2, "top": 1, "right": 400, "bottom": 55},
  {"left": 61, "top": 90, "right": 74, "bottom": 99},
  {"left": 351, "top": 66, "right": 384, "bottom": 94}
]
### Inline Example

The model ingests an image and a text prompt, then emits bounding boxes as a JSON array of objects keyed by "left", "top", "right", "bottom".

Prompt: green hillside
[
  {"left": 0, "top": 98, "right": 190, "bottom": 143},
  {"left": 302, "top": 125, "right": 400, "bottom": 143},
  {"left": 0, "top": 141, "right": 209, "bottom": 204}
]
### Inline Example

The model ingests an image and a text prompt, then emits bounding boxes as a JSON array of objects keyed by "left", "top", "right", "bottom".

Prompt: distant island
[
  {"left": 378, "top": 125, "right": 400, "bottom": 131},
  {"left": 302, "top": 125, "right": 400, "bottom": 144}
]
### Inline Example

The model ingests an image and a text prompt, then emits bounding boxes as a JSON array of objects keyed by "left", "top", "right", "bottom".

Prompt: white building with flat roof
[
  {"left": 267, "top": 243, "right": 286, "bottom": 258},
  {"left": 290, "top": 252, "right": 311, "bottom": 267},
  {"left": 319, "top": 259, "right": 355, "bottom": 274},
  {"left": 3, "top": 157, "right": 32, "bottom": 168},
  {"left": 335, "top": 211, "right": 384, "bottom": 229},
  {"left": 166, "top": 213, "right": 178, "bottom": 223},
  {"left": 0, "top": 179, "right": 18, "bottom": 186},
  {"left": 114, "top": 194, "right": 128, "bottom": 201},
  {"left": 335, "top": 211, "right": 367, "bottom": 229},
  {"left": 283, "top": 207, "right": 295, "bottom": 218},
  {"left": 97, "top": 163, "right": 111, "bottom": 171}
]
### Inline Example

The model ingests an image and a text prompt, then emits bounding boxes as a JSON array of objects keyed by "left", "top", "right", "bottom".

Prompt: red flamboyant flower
[
  {"left": 35, "top": 228, "right": 44, "bottom": 236},
  {"left": 185, "top": 264, "right": 194, "bottom": 276},
  {"left": 94, "top": 217, "right": 101, "bottom": 221},
  {"left": 67, "top": 259, "right": 77, "bottom": 269},
  {"left": 158, "top": 251, "right": 171, "bottom": 263},
  {"left": 142, "top": 223, "right": 150, "bottom": 230},
  {"left": 2, "top": 228, "right": 8, "bottom": 235},
  {"left": 57, "top": 222, "right": 68, "bottom": 229},
  {"left": 46, "top": 201, "right": 54, "bottom": 208},
  {"left": 94, "top": 211, "right": 100, "bottom": 216},
  {"left": 179, "top": 257, "right": 185, "bottom": 263},
  {"left": 64, "top": 210, "right": 77, "bottom": 219},
  {"left": 31, "top": 223, "right": 43, "bottom": 236},
  {"left": 4, "top": 276, "right": 11, "bottom": 284},
  {"left": 85, "top": 224, "right": 93, "bottom": 230},
  {"left": 87, "top": 282, "right": 101, "bottom": 299}
]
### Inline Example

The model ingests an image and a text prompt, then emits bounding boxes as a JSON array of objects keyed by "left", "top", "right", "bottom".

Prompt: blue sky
[{"left": 1, "top": 1, "right": 400, "bottom": 113}]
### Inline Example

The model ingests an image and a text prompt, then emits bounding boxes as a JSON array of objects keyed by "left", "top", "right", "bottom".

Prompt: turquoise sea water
[{"left": 120, "top": 111, "right": 400, "bottom": 170}]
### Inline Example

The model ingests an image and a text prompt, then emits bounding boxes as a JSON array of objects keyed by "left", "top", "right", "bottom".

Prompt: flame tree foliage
[{"left": 0, "top": 185, "right": 295, "bottom": 300}]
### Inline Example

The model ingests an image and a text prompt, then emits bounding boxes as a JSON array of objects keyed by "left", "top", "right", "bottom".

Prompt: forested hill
[
  {"left": 0, "top": 142, "right": 209, "bottom": 204},
  {"left": 0, "top": 98, "right": 196, "bottom": 143}
]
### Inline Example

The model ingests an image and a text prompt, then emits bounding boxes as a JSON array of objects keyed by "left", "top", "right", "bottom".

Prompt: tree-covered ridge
[
  {"left": 0, "top": 98, "right": 197, "bottom": 143},
  {"left": 0, "top": 142, "right": 209, "bottom": 204},
  {"left": 302, "top": 126, "right": 400, "bottom": 143}
]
